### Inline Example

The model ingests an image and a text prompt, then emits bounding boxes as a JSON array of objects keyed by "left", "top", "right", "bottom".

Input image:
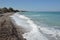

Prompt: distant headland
[{"left": 0, "top": 7, "right": 27, "bottom": 13}]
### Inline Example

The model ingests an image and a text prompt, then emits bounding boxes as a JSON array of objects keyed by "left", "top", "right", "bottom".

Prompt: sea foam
[{"left": 10, "top": 13, "right": 60, "bottom": 40}]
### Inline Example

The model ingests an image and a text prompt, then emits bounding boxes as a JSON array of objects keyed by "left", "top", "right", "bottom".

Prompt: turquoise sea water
[
  {"left": 20, "top": 12, "right": 60, "bottom": 28},
  {"left": 11, "top": 12, "right": 60, "bottom": 40}
]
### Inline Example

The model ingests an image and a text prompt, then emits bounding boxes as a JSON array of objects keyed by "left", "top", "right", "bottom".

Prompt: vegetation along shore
[{"left": 0, "top": 7, "right": 26, "bottom": 40}]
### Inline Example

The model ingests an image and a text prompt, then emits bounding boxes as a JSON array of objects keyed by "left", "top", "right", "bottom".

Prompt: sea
[{"left": 10, "top": 12, "right": 60, "bottom": 40}]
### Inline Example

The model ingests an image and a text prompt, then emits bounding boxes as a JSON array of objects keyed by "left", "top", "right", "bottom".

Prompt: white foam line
[{"left": 10, "top": 13, "right": 48, "bottom": 40}]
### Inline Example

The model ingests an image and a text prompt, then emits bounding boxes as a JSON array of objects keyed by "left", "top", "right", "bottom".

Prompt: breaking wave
[{"left": 10, "top": 13, "right": 60, "bottom": 40}]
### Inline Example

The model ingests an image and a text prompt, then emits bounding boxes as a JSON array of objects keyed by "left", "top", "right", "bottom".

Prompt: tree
[
  {"left": 14, "top": 10, "right": 20, "bottom": 12},
  {"left": 1, "top": 7, "right": 8, "bottom": 13},
  {"left": 9, "top": 7, "right": 14, "bottom": 12}
]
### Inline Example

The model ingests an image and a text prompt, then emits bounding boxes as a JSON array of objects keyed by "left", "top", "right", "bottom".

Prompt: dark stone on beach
[{"left": 0, "top": 13, "right": 26, "bottom": 40}]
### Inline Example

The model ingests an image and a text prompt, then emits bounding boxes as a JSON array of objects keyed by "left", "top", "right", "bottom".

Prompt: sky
[{"left": 0, "top": 0, "right": 60, "bottom": 11}]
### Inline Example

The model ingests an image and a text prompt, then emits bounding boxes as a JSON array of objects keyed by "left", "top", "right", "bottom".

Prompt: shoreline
[
  {"left": 0, "top": 12, "right": 26, "bottom": 40},
  {"left": 10, "top": 12, "right": 60, "bottom": 40}
]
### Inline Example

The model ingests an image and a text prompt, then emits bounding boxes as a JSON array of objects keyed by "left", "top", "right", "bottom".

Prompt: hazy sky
[{"left": 0, "top": 0, "right": 60, "bottom": 11}]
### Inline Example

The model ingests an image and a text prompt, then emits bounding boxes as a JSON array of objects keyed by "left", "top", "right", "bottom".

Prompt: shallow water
[{"left": 10, "top": 12, "right": 60, "bottom": 40}]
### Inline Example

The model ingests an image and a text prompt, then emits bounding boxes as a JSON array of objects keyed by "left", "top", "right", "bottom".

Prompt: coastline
[
  {"left": 0, "top": 12, "right": 26, "bottom": 40},
  {"left": 11, "top": 12, "right": 60, "bottom": 40},
  {"left": 1, "top": 12, "right": 60, "bottom": 40}
]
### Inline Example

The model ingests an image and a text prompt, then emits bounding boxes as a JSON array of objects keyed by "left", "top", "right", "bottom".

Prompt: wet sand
[{"left": 0, "top": 13, "right": 26, "bottom": 40}]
